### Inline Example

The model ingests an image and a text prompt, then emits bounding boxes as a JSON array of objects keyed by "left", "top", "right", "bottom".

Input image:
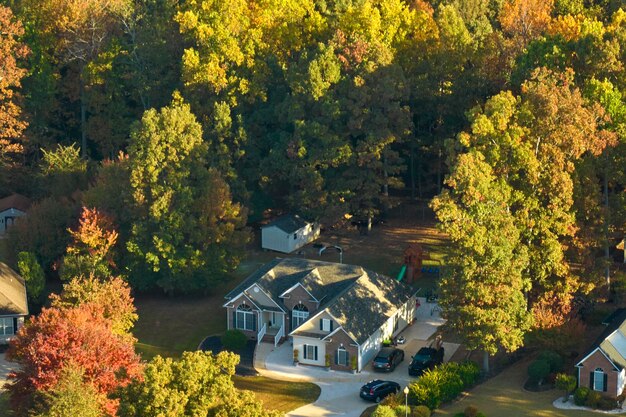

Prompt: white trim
[
  {"left": 576, "top": 347, "right": 620, "bottom": 371},
  {"left": 279, "top": 282, "right": 318, "bottom": 302},
  {"left": 222, "top": 292, "right": 261, "bottom": 310},
  {"left": 322, "top": 326, "right": 359, "bottom": 346},
  {"left": 244, "top": 284, "right": 286, "bottom": 313},
  {"left": 289, "top": 308, "right": 342, "bottom": 333}
]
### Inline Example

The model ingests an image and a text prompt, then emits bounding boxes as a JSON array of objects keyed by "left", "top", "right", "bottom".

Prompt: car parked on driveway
[
  {"left": 359, "top": 380, "right": 401, "bottom": 403},
  {"left": 372, "top": 347, "right": 405, "bottom": 372},
  {"left": 408, "top": 346, "right": 444, "bottom": 376}
]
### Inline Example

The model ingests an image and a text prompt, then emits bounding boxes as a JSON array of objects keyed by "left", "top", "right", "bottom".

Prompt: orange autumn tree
[
  {"left": 61, "top": 207, "right": 119, "bottom": 280},
  {"left": 499, "top": 0, "right": 554, "bottom": 49},
  {"left": 6, "top": 303, "right": 143, "bottom": 416},
  {"left": 0, "top": 6, "right": 29, "bottom": 190}
]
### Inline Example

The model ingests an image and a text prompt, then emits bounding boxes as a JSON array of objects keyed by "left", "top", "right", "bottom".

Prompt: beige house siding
[{"left": 294, "top": 311, "right": 336, "bottom": 336}]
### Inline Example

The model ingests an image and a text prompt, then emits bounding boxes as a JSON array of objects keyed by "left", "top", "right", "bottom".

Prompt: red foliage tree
[{"left": 6, "top": 303, "right": 143, "bottom": 416}]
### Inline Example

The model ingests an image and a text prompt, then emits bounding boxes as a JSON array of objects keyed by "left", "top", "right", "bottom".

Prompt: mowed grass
[
  {"left": 437, "top": 359, "right": 598, "bottom": 417},
  {"left": 232, "top": 375, "right": 320, "bottom": 413}
]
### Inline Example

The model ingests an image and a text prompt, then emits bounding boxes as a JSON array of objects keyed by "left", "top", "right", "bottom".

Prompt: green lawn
[
  {"left": 233, "top": 375, "right": 320, "bottom": 413},
  {"left": 436, "top": 360, "right": 599, "bottom": 417}
]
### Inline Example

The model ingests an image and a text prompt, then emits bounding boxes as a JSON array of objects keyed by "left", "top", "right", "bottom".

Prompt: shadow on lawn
[{"left": 198, "top": 336, "right": 258, "bottom": 376}]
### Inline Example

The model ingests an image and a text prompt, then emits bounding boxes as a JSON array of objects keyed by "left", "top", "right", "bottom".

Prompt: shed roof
[
  {"left": 262, "top": 215, "right": 310, "bottom": 234},
  {"left": 0, "top": 262, "right": 28, "bottom": 316},
  {"left": 0, "top": 193, "right": 31, "bottom": 213}
]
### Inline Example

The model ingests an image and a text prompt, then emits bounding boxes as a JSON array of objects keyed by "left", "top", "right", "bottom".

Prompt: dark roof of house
[
  {"left": 227, "top": 258, "right": 415, "bottom": 345},
  {"left": 594, "top": 308, "right": 626, "bottom": 349},
  {"left": 0, "top": 193, "right": 31, "bottom": 213},
  {"left": 326, "top": 271, "right": 415, "bottom": 344},
  {"left": 225, "top": 258, "right": 361, "bottom": 308},
  {"left": 0, "top": 262, "right": 28, "bottom": 316},
  {"left": 261, "top": 215, "right": 310, "bottom": 234}
]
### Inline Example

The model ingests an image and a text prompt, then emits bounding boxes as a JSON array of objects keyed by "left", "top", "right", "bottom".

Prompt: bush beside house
[{"left": 408, "top": 361, "right": 480, "bottom": 410}]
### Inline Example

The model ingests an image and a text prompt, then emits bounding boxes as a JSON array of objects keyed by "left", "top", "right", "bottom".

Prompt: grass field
[
  {"left": 0, "top": 391, "right": 11, "bottom": 417},
  {"left": 436, "top": 359, "right": 598, "bottom": 417},
  {"left": 233, "top": 375, "right": 321, "bottom": 413}
]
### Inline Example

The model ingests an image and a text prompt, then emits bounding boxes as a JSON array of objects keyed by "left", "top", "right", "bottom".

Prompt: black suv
[
  {"left": 372, "top": 347, "right": 404, "bottom": 372},
  {"left": 408, "top": 346, "right": 444, "bottom": 376},
  {"left": 359, "top": 380, "right": 401, "bottom": 403}
]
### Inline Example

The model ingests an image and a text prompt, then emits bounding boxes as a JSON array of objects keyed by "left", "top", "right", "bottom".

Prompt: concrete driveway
[{"left": 255, "top": 298, "right": 459, "bottom": 417}]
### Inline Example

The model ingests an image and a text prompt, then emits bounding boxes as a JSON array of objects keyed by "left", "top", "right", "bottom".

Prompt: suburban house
[
  {"left": 261, "top": 215, "right": 320, "bottom": 253},
  {"left": 0, "top": 262, "right": 28, "bottom": 344},
  {"left": 0, "top": 193, "right": 31, "bottom": 236},
  {"left": 223, "top": 258, "right": 416, "bottom": 372},
  {"left": 576, "top": 308, "right": 626, "bottom": 396}
]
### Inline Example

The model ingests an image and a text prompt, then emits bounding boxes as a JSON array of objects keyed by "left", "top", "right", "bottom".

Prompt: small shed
[
  {"left": 261, "top": 215, "right": 320, "bottom": 253},
  {"left": 0, "top": 262, "right": 28, "bottom": 344},
  {"left": 0, "top": 193, "right": 31, "bottom": 236}
]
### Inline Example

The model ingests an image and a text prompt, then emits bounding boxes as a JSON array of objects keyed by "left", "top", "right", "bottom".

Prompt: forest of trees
[{"left": 1, "top": 0, "right": 626, "bottom": 411}]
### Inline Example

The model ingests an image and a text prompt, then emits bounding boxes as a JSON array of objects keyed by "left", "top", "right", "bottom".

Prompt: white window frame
[
  {"left": 594, "top": 368, "right": 605, "bottom": 392},
  {"left": 0, "top": 317, "right": 14, "bottom": 336},
  {"left": 322, "top": 318, "right": 331, "bottom": 332},
  {"left": 337, "top": 347, "right": 348, "bottom": 366},
  {"left": 304, "top": 344, "right": 317, "bottom": 360},
  {"left": 235, "top": 304, "right": 255, "bottom": 331},
  {"left": 292, "top": 304, "right": 309, "bottom": 329}
]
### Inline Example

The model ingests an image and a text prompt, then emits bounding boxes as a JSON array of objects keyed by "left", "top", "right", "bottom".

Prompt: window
[
  {"left": 336, "top": 347, "right": 349, "bottom": 366},
  {"left": 593, "top": 368, "right": 606, "bottom": 392},
  {"left": 292, "top": 304, "right": 309, "bottom": 329},
  {"left": 0, "top": 318, "right": 14, "bottom": 336},
  {"left": 303, "top": 344, "right": 318, "bottom": 360},
  {"left": 293, "top": 233, "right": 297, "bottom": 240},
  {"left": 235, "top": 304, "right": 256, "bottom": 331},
  {"left": 320, "top": 318, "right": 332, "bottom": 332}
]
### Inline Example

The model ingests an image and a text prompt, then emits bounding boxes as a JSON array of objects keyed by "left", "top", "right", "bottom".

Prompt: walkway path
[
  {"left": 0, "top": 351, "right": 15, "bottom": 390},
  {"left": 254, "top": 299, "right": 459, "bottom": 417}
]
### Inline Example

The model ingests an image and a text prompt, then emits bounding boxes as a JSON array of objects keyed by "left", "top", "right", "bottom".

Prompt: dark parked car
[
  {"left": 372, "top": 347, "right": 404, "bottom": 372},
  {"left": 408, "top": 346, "right": 444, "bottom": 376},
  {"left": 359, "top": 380, "right": 401, "bottom": 403}
]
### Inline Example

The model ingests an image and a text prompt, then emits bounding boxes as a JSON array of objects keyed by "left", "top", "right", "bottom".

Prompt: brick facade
[
  {"left": 326, "top": 329, "right": 359, "bottom": 372},
  {"left": 226, "top": 294, "right": 260, "bottom": 340},
  {"left": 578, "top": 349, "right": 620, "bottom": 396},
  {"left": 282, "top": 285, "right": 319, "bottom": 331}
]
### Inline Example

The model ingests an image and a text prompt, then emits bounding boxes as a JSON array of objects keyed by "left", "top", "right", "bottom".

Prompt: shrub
[
  {"left": 574, "top": 387, "right": 590, "bottom": 406},
  {"left": 410, "top": 405, "right": 431, "bottom": 417},
  {"left": 538, "top": 351, "right": 564, "bottom": 373},
  {"left": 381, "top": 393, "right": 400, "bottom": 408},
  {"left": 586, "top": 391, "right": 602, "bottom": 408},
  {"left": 221, "top": 330, "right": 247, "bottom": 351},
  {"left": 394, "top": 405, "right": 410, "bottom": 416},
  {"left": 458, "top": 361, "right": 480, "bottom": 386},
  {"left": 408, "top": 362, "right": 477, "bottom": 410},
  {"left": 598, "top": 396, "right": 617, "bottom": 411},
  {"left": 555, "top": 373, "right": 577, "bottom": 401},
  {"left": 527, "top": 359, "right": 550, "bottom": 384},
  {"left": 372, "top": 405, "right": 396, "bottom": 417},
  {"left": 464, "top": 405, "right": 479, "bottom": 417}
]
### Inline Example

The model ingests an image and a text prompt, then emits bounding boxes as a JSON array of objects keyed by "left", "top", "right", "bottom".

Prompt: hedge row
[{"left": 409, "top": 361, "right": 480, "bottom": 410}]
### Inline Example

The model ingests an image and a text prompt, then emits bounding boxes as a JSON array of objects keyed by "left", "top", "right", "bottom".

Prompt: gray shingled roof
[
  {"left": 261, "top": 215, "right": 310, "bottom": 234},
  {"left": 225, "top": 258, "right": 362, "bottom": 311},
  {"left": 226, "top": 258, "right": 415, "bottom": 345},
  {"left": 0, "top": 262, "right": 28, "bottom": 316},
  {"left": 326, "top": 271, "right": 415, "bottom": 344}
]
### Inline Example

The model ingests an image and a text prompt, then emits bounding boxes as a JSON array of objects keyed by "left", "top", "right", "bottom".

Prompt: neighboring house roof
[
  {"left": 0, "top": 262, "right": 28, "bottom": 316},
  {"left": 0, "top": 193, "right": 31, "bottom": 213},
  {"left": 261, "top": 215, "right": 310, "bottom": 234},
  {"left": 226, "top": 258, "right": 415, "bottom": 345},
  {"left": 577, "top": 308, "right": 626, "bottom": 370}
]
